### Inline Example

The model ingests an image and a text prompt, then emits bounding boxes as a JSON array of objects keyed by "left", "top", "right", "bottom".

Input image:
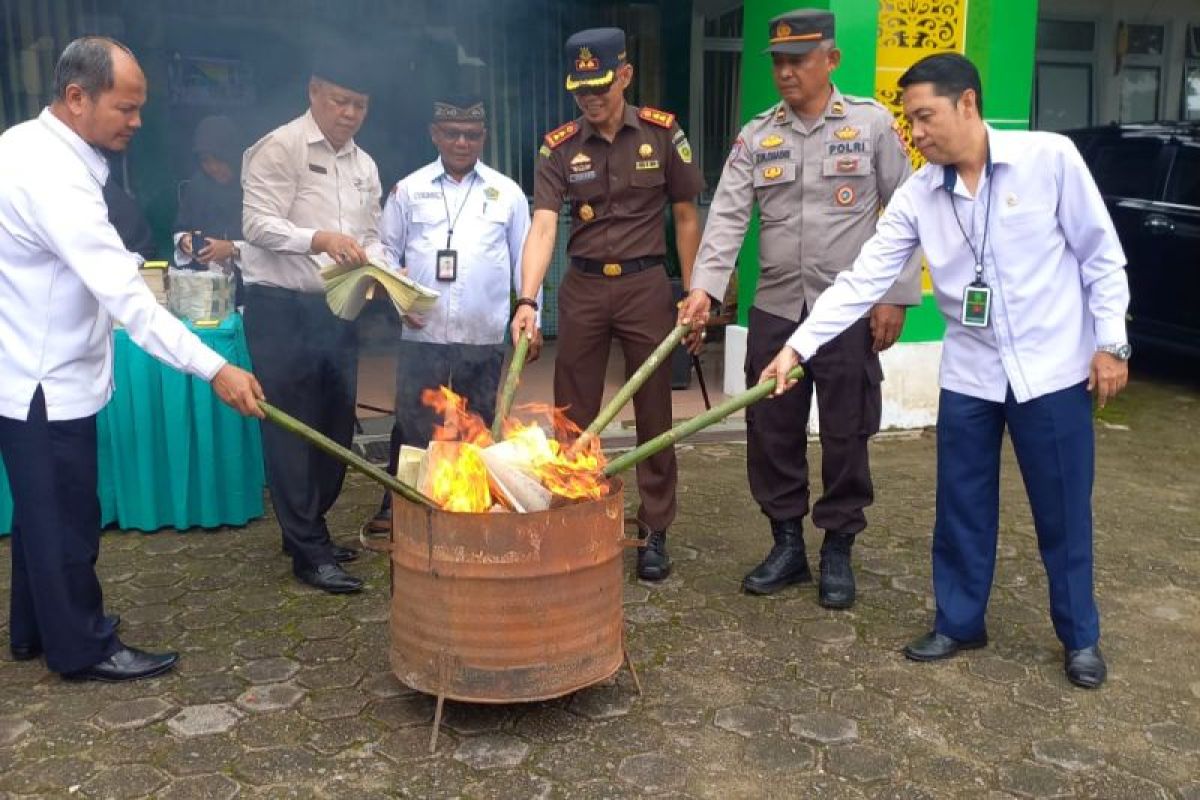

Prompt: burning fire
[{"left": 417, "top": 387, "right": 608, "bottom": 513}]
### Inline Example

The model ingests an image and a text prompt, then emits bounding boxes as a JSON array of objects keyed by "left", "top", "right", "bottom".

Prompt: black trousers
[
  {"left": 243, "top": 285, "right": 358, "bottom": 571},
  {"left": 0, "top": 386, "right": 120, "bottom": 674},
  {"left": 382, "top": 340, "right": 505, "bottom": 510},
  {"left": 745, "top": 306, "right": 882, "bottom": 534}
]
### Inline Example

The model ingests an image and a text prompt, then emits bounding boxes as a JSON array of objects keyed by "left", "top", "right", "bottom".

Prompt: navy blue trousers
[
  {"left": 0, "top": 386, "right": 120, "bottom": 673},
  {"left": 933, "top": 382, "right": 1100, "bottom": 650}
]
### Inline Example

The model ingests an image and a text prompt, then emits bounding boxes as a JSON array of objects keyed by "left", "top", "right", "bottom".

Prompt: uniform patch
[
  {"left": 638, "top": 106, "right": 675, "bottom": 128},
  {"left": 762, "top": 165, "right": 784, "bottom": 181},
  {"left": 544, "top": 121, "right": 580, "bottom": 149},
  {"left": 760, "top": 134, "right": 785, "bottom": 149},
  {"left": 831, "top": 100, "right": 845, "bottom": 116},
  {"left": 638, "top": 143, "right": 653, "bottom": 158},
  {"left": 413, "top": 191, "right": 440, "bottom": 200},
  {"left": 484, "top": 186, "right": 500, "bottom": 201},
  {"left": 728, "top": 136, "right": 745, "bottom": 164},
  {"left": 826, "top": 140, "right": 871, "bottom": 157},
  {"left": 755, "top": 149, "right": 792, "bottom": 164},
  {"left": 568, "top": 170, "right": 597, "bottom": 183},
  {"left": 835, "top": 156, "right": 859, "bottom": 173},
  {"left": 539, "top": 144, "right": 552, "bottom": 158},
  {"left": 773, "top": 106, "right": 787, "bottom": 124},
  {"left": 835, "top": 185, "right": 856, "bottom": 206},
  {"left": 635, "top": 159, "right": 660, "bottom": 170},
  {"left": 834, "top": 125, "right": 859, "bottom": 140},
  {"left": 570, "top": 152, "right": 593, "bottom": 173},
  {"left": 676, "top": 138, "right": 693, "bottom": 163}
]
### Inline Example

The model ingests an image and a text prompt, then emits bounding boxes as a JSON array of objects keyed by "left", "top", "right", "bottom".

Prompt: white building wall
[{"left": 1039, "top": 0, "right": 1200, "bottom": 124}]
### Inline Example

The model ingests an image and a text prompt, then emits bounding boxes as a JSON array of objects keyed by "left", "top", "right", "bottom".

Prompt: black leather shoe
[
  {"left": 637, "top": 530, "right": 672, "bottom": 581},
  {"left": 364, "top": 507, "right": 391, "bottom": 535},
  {"left": 903, "top": 630, "right": 988, "bottom": 662},
  {"left": 295, "top": 563, "right": 363, "bottom": 594},
  {"left": 818, "top": 531, "right": 856, "bottom": 609},
  {"left": 1065, "top": 644, "right": 1106, "bottom": 689},
  {"left": 331, "top": 545, "right": 359, "bottom": 563},
  {"left": 742, "top": 518, "right": 812, "bottom": 595},
  {"left": 10, "top": 614, "right": 121, "bottom": 661},
  {"left": 63, "top": 646, "right": 179, "bottom": 682}
]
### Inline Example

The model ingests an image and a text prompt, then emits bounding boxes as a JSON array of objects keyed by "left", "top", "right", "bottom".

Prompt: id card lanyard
[
  {"left": 436, "top": 172, "right": 478, "bottom": 282},
  {"left": 950, "top": 164, "right": 994, "bottom": 328}
]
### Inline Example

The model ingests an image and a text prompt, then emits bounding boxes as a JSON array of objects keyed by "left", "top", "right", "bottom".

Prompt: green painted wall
[
  {"left": 735, "top": 0, "right": 879, "bottom": 325},
  {"left": 966, "top": 0, "right": 1039, "bottom": 131}
]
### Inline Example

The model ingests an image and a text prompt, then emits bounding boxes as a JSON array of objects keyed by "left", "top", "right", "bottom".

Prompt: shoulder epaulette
[
  {"left": 544, "top": 121, "right": 580, "bottom": 150},
  {"left": 638, "top": 106, "right": 676, "bottom": 129},
  {"left": 844, "top": 95, "right": 889, "bottom": 112}
]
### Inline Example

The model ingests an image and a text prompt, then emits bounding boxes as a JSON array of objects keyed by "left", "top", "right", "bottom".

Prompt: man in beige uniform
[
  {"left": 241, "top": 53, "right": 385, "bottom": 594},
  {"left": 680, "top": 9, "right": 920, "bottom": 608}
]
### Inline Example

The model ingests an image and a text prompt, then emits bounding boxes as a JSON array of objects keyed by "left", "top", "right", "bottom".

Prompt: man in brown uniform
[
  {"left": 510, "top": 27, "right": 703, "bottom": 581},
  {"left": 680, "top": 9, "right": 921, "bottom": 608}
]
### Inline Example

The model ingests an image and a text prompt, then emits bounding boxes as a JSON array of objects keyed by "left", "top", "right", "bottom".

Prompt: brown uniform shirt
[{"left": 533, "top": 104, "right": 703, "bottom": 260}]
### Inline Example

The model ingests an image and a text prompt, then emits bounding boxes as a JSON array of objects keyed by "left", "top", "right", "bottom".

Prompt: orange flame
[
  {"left": 419, "top": 388, "right": 608, "bottom": 512},
  {"left": 502, "top": 403, "right": 608, "bottom": 501}
]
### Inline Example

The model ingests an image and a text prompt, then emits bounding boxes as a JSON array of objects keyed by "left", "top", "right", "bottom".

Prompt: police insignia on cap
[
  {"left": 835, "top": 185, "right": 855, "bottom": 206},
  {"left": 579, "top": 203, "right": 595, "bottom": 222},
  {"left": 576, "top": 46, "right": 599, "bottom": 72},
  {"left": 763, "top": 165, "right": 784, "bottom": 180},
  {"left": 760, "top": 134, "right": 784, "bottom": 149},
  {"left": 776, "top": 21, "right": 792, "bottom": 37},
  {"left": 834, "top": 125, "right": 859, "bottom": 140},
  {"left": 638, "top": 143, "right": 653, "bottom": 158}
]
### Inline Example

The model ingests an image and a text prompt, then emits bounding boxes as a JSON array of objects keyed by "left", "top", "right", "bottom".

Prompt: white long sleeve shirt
[
  {"left": 240, "top": 111, "right": 384, "bottom": 293},
  {"left": 0, "top": 109, "right": 226, "bottom": 422},
  {"left": 787, "top": 126, "right": 1129, "bottom": 403},
  {"left": 381, "top": 158, "right": 531, "bottom": 345}
]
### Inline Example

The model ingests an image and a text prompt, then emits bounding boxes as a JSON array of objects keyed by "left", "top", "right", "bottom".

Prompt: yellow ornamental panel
[{"left": 876, "top": 0, "right": 967, "bottom": 292}]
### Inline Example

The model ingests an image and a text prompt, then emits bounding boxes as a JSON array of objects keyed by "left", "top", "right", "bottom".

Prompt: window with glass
[
  {"left": 1090, "top": 139, "right": 1164, "bottom": 200},
  {"left": 1165, "top": 144, "right": 1200, "bottom": 208},
  {"left": 1033, "top": 19, "right": 1095, "bottom": 131}
]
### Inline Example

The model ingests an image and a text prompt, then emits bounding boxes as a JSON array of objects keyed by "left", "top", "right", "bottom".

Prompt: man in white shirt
[
  {"left": 0, "top": 37, "right": 263, "bottom": 682},
  {"left": 241, "top": 54, "right": 385, "bottom": 594},
  {"left": 365, "top": 97, "right": 533, "bottom": 532},
  {"left": 760, "top": 53, "right": 1129, "bottom": 689}
]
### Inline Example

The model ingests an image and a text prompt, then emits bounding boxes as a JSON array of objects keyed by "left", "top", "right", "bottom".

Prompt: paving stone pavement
[{"left": 1, "top": 375, "right": 1197, "bottom": 799}]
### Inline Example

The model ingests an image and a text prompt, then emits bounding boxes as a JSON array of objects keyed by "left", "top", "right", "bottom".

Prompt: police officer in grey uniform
[{"left": 680, "top": 9, "right": 920, "bottom": 608}]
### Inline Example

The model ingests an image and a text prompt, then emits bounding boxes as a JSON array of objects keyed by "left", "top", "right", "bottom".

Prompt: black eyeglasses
[{"left": 436, "top": 128, "right": 485, "bottom": 143}]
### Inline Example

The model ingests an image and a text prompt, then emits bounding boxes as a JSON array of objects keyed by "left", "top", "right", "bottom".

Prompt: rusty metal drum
[{"left": 387, "top": 479, "right": 626, "bottom": 703}]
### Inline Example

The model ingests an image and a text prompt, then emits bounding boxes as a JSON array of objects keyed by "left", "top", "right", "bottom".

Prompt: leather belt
[{"left": 571, "top": 256, "right": 665, "bottom": 277}]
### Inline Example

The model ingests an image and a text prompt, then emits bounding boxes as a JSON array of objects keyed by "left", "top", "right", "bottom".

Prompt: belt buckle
[{"left": 602, "top": 262, "right": 622, "bottom": 277}]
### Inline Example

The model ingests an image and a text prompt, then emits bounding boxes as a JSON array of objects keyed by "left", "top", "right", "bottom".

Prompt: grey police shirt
[{"left": 692, "top": 87, "right": 922, "bottom": 322}]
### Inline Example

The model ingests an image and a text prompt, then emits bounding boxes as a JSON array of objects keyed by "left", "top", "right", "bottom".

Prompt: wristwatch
[{"left": 1097, "top": 342, "right": 1132, "bottom": 361}]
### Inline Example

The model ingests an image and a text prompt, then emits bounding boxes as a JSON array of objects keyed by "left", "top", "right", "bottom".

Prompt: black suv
[{"left": 1063, "top": 123, "right": 1200, "bottom": 358}]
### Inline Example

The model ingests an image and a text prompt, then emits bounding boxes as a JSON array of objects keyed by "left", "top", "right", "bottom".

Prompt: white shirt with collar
[
  {"left": 240, "top": 110, "right": 384, "bottom": 293},
  {"left": 0, "top": 109, "right": 226, "bottom": 422},
  {"left": 381, "top": 158, "right": 531, "bottom": 345},
  {"left": 787, "top": 125, "right": 1129, "bottom": 404}
]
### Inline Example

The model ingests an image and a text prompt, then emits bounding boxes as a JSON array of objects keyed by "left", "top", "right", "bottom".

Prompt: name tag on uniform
[
  {"left": 436, "top": 249, "right": 458, "bottom": 282},
  {"left": 308, "top": 163, "right": 327, "bottom": 174},
  {"left": 960, "top": 283, "right": 992, "bottom": 328}
]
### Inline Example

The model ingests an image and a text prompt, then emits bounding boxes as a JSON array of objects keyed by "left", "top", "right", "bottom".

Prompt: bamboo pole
[
  {"left": 259, "top": 401, "right": 438, "bottom": 509},
  {"left": 602, "top": 366, "right": 805, "bottom": 477},
  {"left": 573, "top": 323, "right": 690, "bottom": 454},
  {"left": 491, "top": 332, "right": 531, "bottom": 441}
]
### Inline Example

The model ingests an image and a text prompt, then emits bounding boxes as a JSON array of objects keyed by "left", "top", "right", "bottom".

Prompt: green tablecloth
[{"left": 0, "top": 313, "right": 264, "bottom": 534}]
